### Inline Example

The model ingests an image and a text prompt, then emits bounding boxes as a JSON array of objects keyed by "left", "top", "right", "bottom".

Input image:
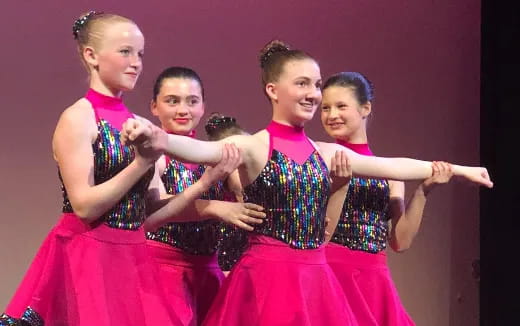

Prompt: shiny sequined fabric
[
  {"left": 218, "top": 223, "right": 249, "bottom": 271},
  {"left": 146, "top": 158, "right": 223, "bottom": 255},
  {"left": 0, "top": 308, "right": 43, "bottom": 326},
  {"left": 331, "top": 177, "right": 390, "bottom": 253},
  {"left": 60, "top": 119, "right": 154, "bottom": 230},
  {"left": 243, "top": 149, "right": 330, "bottom": 249}
]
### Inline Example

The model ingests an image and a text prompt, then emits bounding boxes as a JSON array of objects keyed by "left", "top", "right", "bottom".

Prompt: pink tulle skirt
[
  {"left": 202, "top": 235, "right": 358, "bottom": 326},
  {"left": 2, "top": 213, "right": 182, "bottom": 326},
  {"left": 146, "top": 240, "right": 225, "bottom": 326},
  {"left": 326, "top": 243, "right": 415, "bottom": 326}
]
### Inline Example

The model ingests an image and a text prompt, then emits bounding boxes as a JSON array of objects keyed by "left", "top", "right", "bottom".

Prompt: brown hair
[
  {"left": 259, "top": 40, "right": 315, "bottom": 96},
  {"left": 204, "top": 112, "right": 245, "bottom": 141}
]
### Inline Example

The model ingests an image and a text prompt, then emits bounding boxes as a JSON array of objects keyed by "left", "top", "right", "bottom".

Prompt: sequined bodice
[
  {"left": 61, "top": 119, "right": 154, "bottom": 230},
  {"left": 331, "top": 177, "right": 390, "bottom": 253},
  {"left": 243, "top": 150, "right": 330, "bottom": 249},
  {"left": 146, "top": 158, "right": 223, "bottom": 255}
]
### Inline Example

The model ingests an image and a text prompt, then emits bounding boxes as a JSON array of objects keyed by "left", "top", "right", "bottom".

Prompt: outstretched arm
[
  {"left": 121, "top": 117, "right": 251, "bottom": 165},
  {"left": 317, "top": 142, "right": 492, "bottom": 188},
  {"left": 144, "top": 144, "right": 265, "bottom": 232}
]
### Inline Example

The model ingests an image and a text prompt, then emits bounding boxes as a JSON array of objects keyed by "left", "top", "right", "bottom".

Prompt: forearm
[
  {"left": 69, "top": 159, "right": 154, "bottom": 221},
  {"left": 144, "top": 182, "right": 215, "bottom": 231},
  {"left": 324, "top": 185, "right": 349, "bottom": 243},
  {"left": 390, "top": 186, "right": 428, "bottom": 251},
  {"left": 351, "top": 156, "right": 433, "bottom": 181}
]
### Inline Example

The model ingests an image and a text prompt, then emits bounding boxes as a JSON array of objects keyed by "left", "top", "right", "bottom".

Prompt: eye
[
  {"left": 338, "top": 104, "right": 347, "bottom": 110},
  {"left": 189, "top": 98, "right": 200, "bottom": 106},
  {"left": 167, "top": 98, "right": 179, "bottom": 105},
  {"left": 120, "top": 49, "right": 131, "bottom": 56},
  {"left": 321, "top": 105, "right": 330, "bottom": 111},
  {"left": 297, "top": 80, "right": 307, "bottom": 87},
  {"left": 138, "top": 51, "right": 144, "bottom": 59}
]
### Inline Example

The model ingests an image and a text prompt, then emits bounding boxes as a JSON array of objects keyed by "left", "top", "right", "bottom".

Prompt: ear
[
  {"left": 361, "top": 101, "right": 372, "bottom": 119},
  {"left": 265, "top": 82, "right": 278, "bottom": 102},
  {"left": 150, "top": 99, "right": 159, "bottom": 117},
  {"left": 82, "top": 46, "right": 99, "bottom": 70}
]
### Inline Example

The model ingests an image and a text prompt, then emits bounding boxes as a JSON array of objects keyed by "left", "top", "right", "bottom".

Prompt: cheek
[{"left": 190, "top": 105, "right": 205, "bottom": 119}]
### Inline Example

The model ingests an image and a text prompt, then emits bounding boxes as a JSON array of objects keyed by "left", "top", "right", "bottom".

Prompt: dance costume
[
  {"left": 326, "top": 141, "right": 415, "bottom": 326},
  {"left": 146, "top": 153, "right": 225, "bottom": 326},
  {"left": 202, "top": 121, "right": 357, "bottom": 326},
  {"left": 0, "top": 89, "right": 181, "bottom": 326}
]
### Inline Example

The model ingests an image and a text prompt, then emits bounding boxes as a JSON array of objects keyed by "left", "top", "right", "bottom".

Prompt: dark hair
[
  {"left": 205, "top": 112, "right": 244, "bottom": 141},
  {"left": 152, "top": 66, "right": 205, "bottom": 101},
  {"left": 323, "top": 72, "right": 374, "bottom": 105},
  {"left": 259, "top": 40, "right": 315, "bottom": 95}
]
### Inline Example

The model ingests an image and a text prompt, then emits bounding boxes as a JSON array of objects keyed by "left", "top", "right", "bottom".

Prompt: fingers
[
  {"left": 481, "top": 168, "right": 493, "bottom": 188},
  {"left": 232, "top": 220, "right": 255, "bottom": 232}
]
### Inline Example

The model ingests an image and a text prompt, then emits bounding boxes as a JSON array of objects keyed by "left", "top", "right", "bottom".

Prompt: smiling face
[
  {"left": 151, "top": 77, "right": 205, "bottom": 135},
  {"left": 81, "top": 20, "right": 144, "bottom": 96},
  {"left": 267, "top": 58, "right": 322, "bottom": 126},
  {"left": 320, "top": 85, "right": 371, "bottom": 142}
]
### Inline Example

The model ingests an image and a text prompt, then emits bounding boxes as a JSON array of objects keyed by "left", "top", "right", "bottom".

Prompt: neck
[
  {"left": 267, "top": 120, "right": 306, "bottom": 140},
  {"left": 89, "top": 78, "right": 123, "bottom": 98}
]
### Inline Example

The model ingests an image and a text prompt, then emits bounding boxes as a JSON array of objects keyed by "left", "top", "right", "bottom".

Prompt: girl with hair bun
[{"left": 121, "top": 40, "right": 492, "bottom": 326}]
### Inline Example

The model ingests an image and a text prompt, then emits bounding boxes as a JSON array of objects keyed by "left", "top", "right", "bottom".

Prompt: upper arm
[
  {"left": 52, "top": 102, "right": 98, "bottom": 209},
  {"left": 388, "top": 180, "right": 405, "bottom": 222}
]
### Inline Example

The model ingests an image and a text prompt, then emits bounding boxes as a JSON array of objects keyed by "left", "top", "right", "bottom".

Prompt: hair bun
[
  {"left": 73, "top": 11, "right": 101, "bottom": 40},
  {"left": 205, "top": 112, "right": 237, "bottom": 135},
  {"left": 259, "top": 40, "right": 290, "bottom": 68}
]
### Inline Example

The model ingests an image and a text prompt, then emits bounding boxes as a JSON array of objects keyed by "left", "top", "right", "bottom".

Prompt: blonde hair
[{"left": 73, "top": 11, "right": 135, "bottom": 71}]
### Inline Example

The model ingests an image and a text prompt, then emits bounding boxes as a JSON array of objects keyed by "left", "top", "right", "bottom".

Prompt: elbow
[
  {"left": 389, "top": 238, "right": 412, "bottom": 253},
  {"left": 70, "top": 201, "right": 99, "bottom": 222}
]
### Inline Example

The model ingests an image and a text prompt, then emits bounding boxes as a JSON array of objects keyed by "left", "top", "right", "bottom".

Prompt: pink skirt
[
  {"left": 146, "top": 240, "right": 225, "bottom": 326},
  {"left": 202, "top": 235, "right": 358, "bottom": 326},
  {"left": 326, "top": 243, "right": 415, "bottom": 326},
  {"left": 1, "top": 213, "right": 182, "bottom": 326}
]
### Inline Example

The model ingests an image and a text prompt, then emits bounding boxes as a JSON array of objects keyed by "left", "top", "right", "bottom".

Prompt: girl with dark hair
[
  {"left": 121, "top": 40, "right": 492, "bottom": 326},
  {"left": 145, "top": 67, "right": 265, "bottom": 325},
  {"left": 321, "top": 71, "right": 454, "bottom": 326}
]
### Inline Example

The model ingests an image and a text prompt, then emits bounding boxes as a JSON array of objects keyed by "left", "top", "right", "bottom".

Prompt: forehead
[
  {"left": 160, "top": 78, "right": 202, "bottom": 95},
  {"left": 280, "top": 59, "right": 321, "bottom": 80},
  {"left": 98, "top": 22, "right": 144, "bottom": 49},
  {"left": 323, "top": 85, "right": 356, "bottom": 101}
]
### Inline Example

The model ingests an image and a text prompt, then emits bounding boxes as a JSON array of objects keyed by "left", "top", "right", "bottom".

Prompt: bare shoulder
[
  {"left": 58, "top": 98, "right": 96, "bottom": 126},
  {"left": 53, "top": 98, "right": 97, "bottom": 147}
]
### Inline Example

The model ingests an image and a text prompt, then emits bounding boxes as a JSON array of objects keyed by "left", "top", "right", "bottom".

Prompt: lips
[
  {"left": 327, "top": 122, "right": 344, "bottom": 129},
  {"left": 174, "top": 118, "right": 190, "bottom": 124}
]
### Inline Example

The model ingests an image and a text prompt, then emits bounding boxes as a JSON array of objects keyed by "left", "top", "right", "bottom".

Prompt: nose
[
  {"left": 130, "top": 54, "right": 142, "bottom": 70},
  {"left": 177, "top": 104, "right": 189, "bottom": 115},
  {"left": 328, "top": 107, "right": 340, "bottom": 120},
  {"left": 306, "top": 85, "right": 322, "bottom": 103}
]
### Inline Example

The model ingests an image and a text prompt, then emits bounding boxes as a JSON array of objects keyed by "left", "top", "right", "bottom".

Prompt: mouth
[
  {"left": 327, "top": 122, "right": 344, "bottom": 129},
  {"left": 125, "top": 72, "right": 138, "bottom": 78},
  {"left": 299, "top": 102, "right": 315, "bottom": 111},
  {"left": 174, "top": 118, "right": 190, "bottom": 124}
]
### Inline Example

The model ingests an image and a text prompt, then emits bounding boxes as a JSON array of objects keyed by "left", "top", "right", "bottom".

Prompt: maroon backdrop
[{"left": 0, "top": 1, "right": 481, "bottom": 325}]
